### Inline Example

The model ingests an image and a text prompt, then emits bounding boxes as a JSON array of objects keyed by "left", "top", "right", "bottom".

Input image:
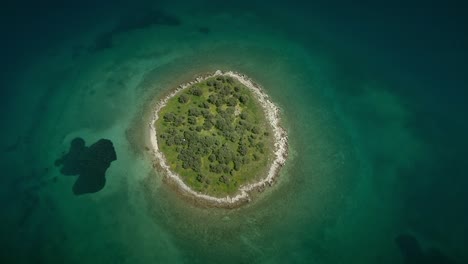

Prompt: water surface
[{"left": 1, "top": 1, "right": 467, "bottom": 263}]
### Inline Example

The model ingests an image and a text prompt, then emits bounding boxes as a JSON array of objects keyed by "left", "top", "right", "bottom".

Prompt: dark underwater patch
[
  {"left": 55, "top": 137, "right": 117, "bottom": 195},
  {"left": 90, "top": 9, "right": 181, "bottom": 52},
  {"left": 198, "top": 27, "right": 210, "bottom": 34},
  {"left": 3, "top": 136, "right": 21, "bottom": 152},
  {"left": 395, "top": 234, "right": 456, "bottom": 264}
]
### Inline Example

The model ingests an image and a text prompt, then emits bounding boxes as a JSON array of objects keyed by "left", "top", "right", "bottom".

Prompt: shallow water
[{"left": 1, "top": 1, "right": 467, "bottom": 263}]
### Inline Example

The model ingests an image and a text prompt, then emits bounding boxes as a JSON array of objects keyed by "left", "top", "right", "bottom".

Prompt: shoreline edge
[{"left": 148, "top": 70, "right": 289, "bottom": 208}]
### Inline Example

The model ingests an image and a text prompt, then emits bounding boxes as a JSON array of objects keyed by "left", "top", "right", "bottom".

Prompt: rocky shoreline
[{"left": 149, "top": 70, "right": 288, "bottom": 208}]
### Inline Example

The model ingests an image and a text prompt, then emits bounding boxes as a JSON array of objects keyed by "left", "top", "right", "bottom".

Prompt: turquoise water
[{"left": 1, "top": 1, "right": 467, "bottom": 263}]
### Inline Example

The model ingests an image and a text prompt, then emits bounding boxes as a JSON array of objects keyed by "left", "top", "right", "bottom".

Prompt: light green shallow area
[{"left": 2, "top": 3, "right": 466, "bottom": 264}]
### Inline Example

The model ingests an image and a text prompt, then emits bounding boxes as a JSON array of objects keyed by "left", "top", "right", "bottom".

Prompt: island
[{"left": 149, "top": 70, "right": 288, "bottom": 207}]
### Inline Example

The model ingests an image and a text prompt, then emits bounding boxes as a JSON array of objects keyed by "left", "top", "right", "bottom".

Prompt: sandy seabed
[{"left": 149, "top": 70, "right": 288, "bottom": 208}]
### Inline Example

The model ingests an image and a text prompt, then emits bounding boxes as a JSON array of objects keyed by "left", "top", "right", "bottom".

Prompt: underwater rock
[{"left": 55, "top": 138, "right": 117, "bottom": 195}]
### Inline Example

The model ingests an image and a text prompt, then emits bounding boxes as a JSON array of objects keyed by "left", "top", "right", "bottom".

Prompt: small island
[{"left": 150, "top": 71, "right": 288, "bottom": 207}]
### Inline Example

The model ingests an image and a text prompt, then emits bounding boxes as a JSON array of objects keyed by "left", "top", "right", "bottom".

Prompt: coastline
[{"left": 149, "top": 70, "right": 289, "bottom": 207}]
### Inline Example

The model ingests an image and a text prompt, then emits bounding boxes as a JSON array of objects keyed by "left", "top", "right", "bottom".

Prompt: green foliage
[
  {"left": 208, "top": 154, "right": 216, "bottom": 162},
  {"left": 240, "top": 112, "right": 248, "bottom": 120},
  {"left": 218, "top": 175, "right": 230, "bottom": 184},
  {"left": 203, "top": 119, "right": 213, "bottom": 130},
  {"left": 178, "top": 94, "right": 189, "bottom": 103},
  {"left": 239, "top": 94, "right": 249, "bottom": 104},
  {"left": 208, "top": 94, "right": 223, "bottom": 107},
  {"left": 164, "top": 112, "right": 176, "bottom": 122},
  {"left": 188, "top": 116, "right": 196, "bottom": 125},
  {"left": 156, "top": 75, "right": 273, "bottom": 196},
  {"left": 253, "top": 153, "right": 260, "bottom": 161},
  {"left": 238, "top": 143, "right": 248, "bottom": 156},
  {"left": 226, "top": 97, "right": 238, "bottom": 107},
  {"left": 189, "top": 86, "right": 203, "bottom": 96},
  {"left": 251, "top": 126, "right": 260, "bottom": 134},
  {"left": 188, "top": 108, "right": 201, "bottom": 116}
]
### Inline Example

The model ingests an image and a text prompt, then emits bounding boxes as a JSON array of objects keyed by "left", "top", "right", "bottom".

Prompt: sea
[{"left": 1, "top": 1, "right": 467, "bottom": 263}]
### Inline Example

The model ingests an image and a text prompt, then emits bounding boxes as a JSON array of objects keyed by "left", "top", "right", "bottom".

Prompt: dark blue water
[{"left": 1, "top": 1, "right": 467, "bottom": 263}]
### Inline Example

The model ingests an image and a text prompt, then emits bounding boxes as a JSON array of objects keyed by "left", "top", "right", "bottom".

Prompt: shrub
[
  {"left": 226, "top": 97, "right": 237, "bottom": 107},
  {"left": 239, "top": 95, "right": 249, "bottom": 104},
  {"left": 251, "top": 126, "right": 260, "bottom": 134},
  {"left": 208, "top": 154, "right": 216, "bottom": 162},
  {"left": 189, "top": 86, "right": 203, "bottom": 96},
  {"left": 178, "top": 94, "right": 189, "bottom": 103},
  {"left": 240, "top": 112, "right": 248, "bottom": 120},
  {"left": 203, "top": 120, "right": 213, "bottom": 130},
  {"left": 163, "top": 112, "right": 176, "bottom": 122},
  {"left": 196, "top": 174, "right": 205, "bottom": 183},
  {"left": 188, "top": 116, "right": 197, "bottom": 125},
  {"left": 238, "top": 144, "right": 248, "bottom": 156},
  {"left": 188, "top": 108, "right": 201, "bottom": 116},
  {"left": 253, "top": 153, "right": 260, "bottom": 161}
]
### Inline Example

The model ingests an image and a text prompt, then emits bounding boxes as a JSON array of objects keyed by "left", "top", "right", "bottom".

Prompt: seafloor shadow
[
  {"left": 396, "top": 234, "right": 456, "bottom": 264},
  {"left": 90, "top": 9, "right": 181, "bottom": 52},
  {"left": 55, "top": 137, "right": 117, "bottom": 195}
]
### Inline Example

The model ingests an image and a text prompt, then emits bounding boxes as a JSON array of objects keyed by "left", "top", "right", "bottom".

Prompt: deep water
[{"left": 1, "top": 1, "right": 467, "bottom": 263}]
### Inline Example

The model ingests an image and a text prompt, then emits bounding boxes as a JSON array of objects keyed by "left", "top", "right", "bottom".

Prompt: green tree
[
  {"left": 208, "top": 154, "right": 216, "bottom": 162},
  {"left": 178, "top": 94, "right": 189, "bottom": 103},
  {"left": 239, "top": 95, "right": 249, "bottom": 104},
  {"left": 196, "top": 174, "right": 206, "bottom": 183},
  {"left": 188, "top": 108, "right": 201, "bottom": 116},
  {"left": 203, "top": 119, "right": 213, "bottom": 130},
  {"left": 219, "top": 175, "right": 230, "bottom": 184},
  {"left": 240, "top": 112, "right": 248, "bottom": 120},
  {"left": 188, "top": 116, "right": 196, "bottom": 125},
  {"left": 163, "top": 112, "right": 176, "bottom": 122},
  {"left": 189, "top": 86, "right": 203, "bottom": 96},
  {"left": 251, "top": 126, "right": 260, "bottom": 134},
  {"left": 226, "top": 97, "right": 237, "bottom": 106},
  {"left": 238, "top": 143, "right": 248, "bottom": 156},
  {"left": 253, "top": 153, "right": 260, "bottom": 161},
  {"left": 234, "top": 161, "right": 241, "bottom": 171}
]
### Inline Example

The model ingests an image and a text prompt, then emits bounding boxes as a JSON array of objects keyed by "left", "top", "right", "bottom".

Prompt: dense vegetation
[{"left": 155, "top": 75, "right": 273, "bottom": 196}]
